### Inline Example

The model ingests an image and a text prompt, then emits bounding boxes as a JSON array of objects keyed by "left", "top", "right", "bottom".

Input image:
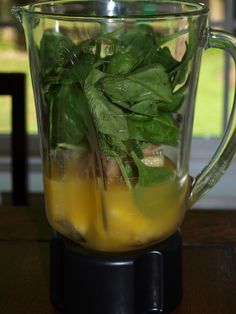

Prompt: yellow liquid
[{"left": 44, "top": 171, "right": 189, "bottom": 252}]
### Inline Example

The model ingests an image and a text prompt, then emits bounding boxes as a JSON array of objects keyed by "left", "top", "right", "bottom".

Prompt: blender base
[{"left": 50, "top": 231, "right": 182, "bottom": 314}]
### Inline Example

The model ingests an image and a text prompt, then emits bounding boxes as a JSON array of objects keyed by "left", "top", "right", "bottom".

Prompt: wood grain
[
  {"left": 174, "top": 246, "right": 236, "bottom": 314},
  {"left": 0, "top": 206, "right": 51, "bottom": 240},
  {"left": 0, "top": 242, "right": 58, "bottom": 314},
  {"left": 181, "top": 209, "right": 236, "bottom": 244}
]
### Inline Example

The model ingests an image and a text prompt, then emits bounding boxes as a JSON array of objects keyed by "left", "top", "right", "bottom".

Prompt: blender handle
[{"left": 189, "top": 28, "right": 236, "bottom": 206}]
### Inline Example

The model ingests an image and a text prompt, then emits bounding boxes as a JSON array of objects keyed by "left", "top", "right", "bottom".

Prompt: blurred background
[{"left": 0, "top": 0, "right": 236, "bottom": 208}]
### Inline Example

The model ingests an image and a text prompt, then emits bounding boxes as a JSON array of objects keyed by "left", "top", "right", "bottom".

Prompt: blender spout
[{"left": 11, "top": 6, "right": 23, "bottom": 24}]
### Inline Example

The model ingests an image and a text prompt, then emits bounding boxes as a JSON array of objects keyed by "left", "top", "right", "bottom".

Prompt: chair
[{"left": 0, "top": 73, "right": 28, "bottom": 205}]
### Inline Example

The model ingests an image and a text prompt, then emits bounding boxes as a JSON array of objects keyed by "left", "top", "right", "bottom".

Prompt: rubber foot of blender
[{"left": 50, "top": 231, "right": 182, "bottom": 314}]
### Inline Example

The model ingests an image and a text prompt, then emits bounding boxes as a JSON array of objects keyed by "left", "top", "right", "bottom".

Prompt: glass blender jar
[{"left": 12, "top": 1, "right": 236, "bottom": 313}]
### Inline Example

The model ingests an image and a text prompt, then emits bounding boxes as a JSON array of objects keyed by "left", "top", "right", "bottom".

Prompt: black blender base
[{"left": 50, "top": 231, "right": 182, "bottom": 314}]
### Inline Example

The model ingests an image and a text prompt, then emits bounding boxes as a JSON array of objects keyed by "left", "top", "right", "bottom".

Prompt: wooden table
[{"left": 0, "top": 206, "right": 235, "bottom": 314}]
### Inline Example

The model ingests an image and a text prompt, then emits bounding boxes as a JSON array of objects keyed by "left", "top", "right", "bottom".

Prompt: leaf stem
[
  {"left": 115, "top": 157, "right": 133, "bottom": 191},
  {"left": 159, "top": 28, "right": 188, "bottom": 46}
]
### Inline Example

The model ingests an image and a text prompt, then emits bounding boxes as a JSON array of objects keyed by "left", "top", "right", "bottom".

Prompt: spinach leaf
[
  {"left": 102, "top": 64, "right": 172, "bottom": 105},
  {"left": 131, "top": 151, "right": 175, "bottom": 187},
  {"left": 127, "top": 77, "right": 188, "bottom": 115},
  {"left": 106, "top": 53, "right": 137, "bottom": 74},
  {"left": 40, "top": 30, "right": 76, "bottom": 77},
  {"left": 107, "top": 24, "right": 184, "bottom": 74},
  {"left": 84, "top": 69, "right": 129, "bottom": 141},
  {"left": 130, "top": 101, "right": 159, "bottom": 116},
  {"left": 115, "top": 157, "right": 133, "bottom": 190},
  {"left": 50, "top": 84, "right": 87, "bottom": 150},
  {"left": 152, "top": 47, "right": 180, "bottom": 72},
  {"left": 128, "top": 64, "right": 173, "bottom": 103},
  {"left": 124, "top": 140, "right": 143, "bottom": 159},
  {"left": 67, "top": 53, "right": 97, "bottom": 87},
  {"left": 123, "top": 24, "right": 157, "bottom": 68},
  {"left": 119, "top": 83, "right": 186, "bottom": 116},
  {"left": 98, "top": 133, "right": 127, "bottom": 157},
  {"left": 131, "top": 151, "right": 177, "bottom": 217},
  {"left": 123, "top": 24, "right": 155, "bottom": 46},
  {"left": 116, "top": 26, "right": 187, "bottom": 71},
  {"left": 106, "top": 24, "right": 158, "bottom": 74},
  {"left": 158, "top": 83, "right": 188, "bottom": 112},
  {"left": 127, "top": 112, "right": 179, "bottom": 146}
]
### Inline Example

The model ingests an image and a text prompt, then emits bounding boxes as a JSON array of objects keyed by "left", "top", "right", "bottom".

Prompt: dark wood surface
[{"left": 0, "top": 206, "right": 235, "bottom": 314}]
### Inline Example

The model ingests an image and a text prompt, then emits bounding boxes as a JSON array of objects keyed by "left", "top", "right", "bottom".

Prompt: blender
[{"left": 12, "top": 1, "right": 236, "bottom": 313}]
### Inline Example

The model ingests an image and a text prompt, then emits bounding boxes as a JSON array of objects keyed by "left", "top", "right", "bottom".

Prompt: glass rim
[{"left": 15, "top": 0, "right": 209, "bottom": 20}]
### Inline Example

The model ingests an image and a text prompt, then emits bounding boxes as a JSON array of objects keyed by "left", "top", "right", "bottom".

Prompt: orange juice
[{"left": 44, "top": 166, "right": 189, "bottom": 252}]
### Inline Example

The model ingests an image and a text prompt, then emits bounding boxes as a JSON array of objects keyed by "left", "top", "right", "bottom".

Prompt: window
[
  {"left": 0, "top": 0, "right": 235, "bottom": 207},
  {"left": 191, "top": 0, "right": 236, "bottom": 208}
]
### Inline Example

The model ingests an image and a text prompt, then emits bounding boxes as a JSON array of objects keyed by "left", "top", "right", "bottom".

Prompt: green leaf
[
  {"left": 68, "top": 53, "right": 97, "bottom": 87},
  {"left": 131, "top": 151, "right": 178, "bottom": 217},
  {"left": 124, "top": 162, "right": 134, "bottom": 178},
  {"left": 152, "top": 47, "right": 180, "bottom": 72},
  {"left": 106, "top": 53, "right": 137, "bottom": 74},
  {"left": 102, "top": 64, "right": 172, "bottom": 105},
  {"left": 40, "top": 30, "right": 76, "bottom": 77},
  {"left": 98, "top": 133, "right": 127, "bottom": 157},
  {"left": 84, "top": 69, "right": 129, "bottom": 141},
  {"left": 128, "top": 64, "right": 173, "bottom": 103},
  {"left": 115, "top": 157, "right": 133, "bottom": 190},
  {"left": 124, "top": 140, "right": 143, "bottom": 159},
  {"left": 49, "top": 84, "right": 87, "bottom": 149},
  {"left": 130, "top": 100, "right": 159, "bottom": 116},
  {"left": 123, "top": 24, "right": 157, "bottom": 68},
  {"left": 111, "top": 25, "right": 186, "bottom": 71},
  {"left": 123, "top": 24, "right": 155, "bottom": 46},
  {"left": 105, "top": 24, "right": 159, "bottom": 73},
  {"left": 158, "top": 83, "right": 188, "bottom": 112},
  {"left": 131, "top": 151, "right": 175, "bottom": 187},
  {"left": 127, "top": 112, "right": 179, "bottom": 146},
  {"left": 124, "top": 83, "right": 187, "bottom": 116}
]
